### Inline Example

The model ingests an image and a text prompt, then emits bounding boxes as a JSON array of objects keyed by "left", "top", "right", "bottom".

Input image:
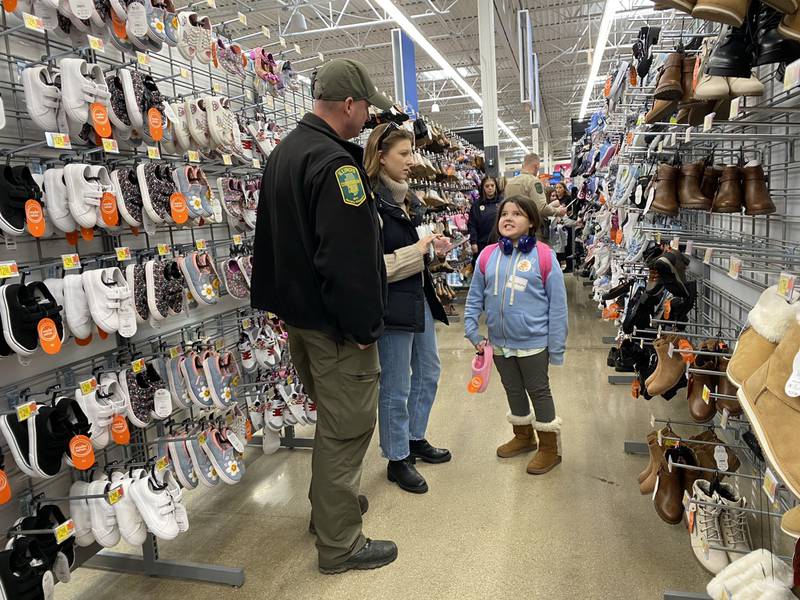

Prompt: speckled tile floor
[{"left": 59, "top": 276, "right": 711, "bottom": 600}]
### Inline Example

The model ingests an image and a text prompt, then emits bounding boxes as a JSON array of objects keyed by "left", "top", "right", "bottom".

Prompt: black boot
[
  {"left": 707, "top": 23, "right": 754, "bottom": 78},
  {"left": 387, "top": 458, "right": 428, "bottom": 493},
  {"left": 409, "top": 438, "right": 452, "bottom": 464},
  {"left": 318, "top": 539, "right": 398, "bottom": 575},
  {"left": 754, "top": 4, "right": 800, "bottom": 66}
]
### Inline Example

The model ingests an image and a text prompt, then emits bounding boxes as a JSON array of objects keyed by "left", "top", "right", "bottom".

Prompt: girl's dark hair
[
  {"left": 491, "top": 195, "right": 542, "bottom": 242},
  {"left": 555, "top": 182, "right": 568, "bottom": 195},
  {"left": 479, "top": 176, "right": 500, "bottom": 203}
]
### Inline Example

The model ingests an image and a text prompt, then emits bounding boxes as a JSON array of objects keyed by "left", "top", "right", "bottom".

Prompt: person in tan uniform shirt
[{"left": 505, "top": 153, "right": 567, "bottom": 219}]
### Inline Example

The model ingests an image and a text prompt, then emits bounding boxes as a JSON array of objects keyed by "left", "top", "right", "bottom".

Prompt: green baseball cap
[{"left": 312, "top": 58, "right": 393, "bottom": 111}]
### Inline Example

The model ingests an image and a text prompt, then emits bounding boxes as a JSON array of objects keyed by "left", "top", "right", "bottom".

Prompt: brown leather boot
[
  {"left": 687, "top": 429, "right": 740, "bottom": 477},
  {"left": 712, "top": 166, "right": 743, "bottom": 213},
  {"left": 527, "top": 419, "right": 561, "bottom": 475},
  {"left": 639, "top": 426, "right": 676, "bottom": 494},
  {"left": 688, "top": 100, "right": 716, "bottom": 126},
  {"left": 654, "top": 52, "right": 684, "bottom": 100},
  {"left": 638, "top": 431, "right": 659, "bottom": 484},
  {"left": 778, "top": 6, "right": 800, "bottom": 40},
  {"left": 654, "top": 446, "right": 697, "bottom": 524},
  {"left": 679, "top": 162, "right": 712, "bottom": 210},
  {"left": 688, "top": 339, "right": 719, "bottom": 423},
  {"left": 716, "top": 356, "right": 743, "bottom": 415},
  {"left": 742, "top": 163, "right": 775, "bottom": 215},
  {"left": 701, "top": 165, "right": 722, "bottom": 201},
  {"left": 680, "top": 56, "right": 697, "bottom": 103},
  {"left": 497, "top": 422, "right": 537, "bottom": 458},
  {"left": 676, "top": 106, "right": 691, "bottom": 124},
  {"left": 645, "top": 336, "right": 686, "bottom": 396},
  {"left": 651, "top": 164, "right": 679, "bottom": 216},
  {"left": 645, "top": 98, "right": 678, "bottom": 124}
]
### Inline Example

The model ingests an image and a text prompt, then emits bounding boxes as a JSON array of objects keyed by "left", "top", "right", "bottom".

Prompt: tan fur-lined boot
[
  {"left": 497, "top": 413, "right": 536, "bottom": 458},
  {"left": 527, "top": 418, "right": 563, "bottom": 474}
]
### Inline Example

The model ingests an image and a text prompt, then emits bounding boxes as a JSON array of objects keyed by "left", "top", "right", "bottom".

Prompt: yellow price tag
[
  {"left": 155, "top": 455, "right": 169, "bottom": 472},
  {"left": 222, "top": 154, "right": 232, "bottom": 165},
  {"left": 0, "top": 261, "right": 18, "bottom": 278},
  {"left": 252, "top": 158, "right": 261, "bottom": 169},
  {"left": 147, "top": 146, "right": 160, "bottom": 159},
  {"left": 215, "top": 338, "right": 225, "bottom": 351},
  {"left": 187, "top": 150, "right": 200, "bottom": 163},
  {"left": 702, "top": 384, "right": 711, "bottom": 405},
  {"left": 54, "top": 520, "right": 75, "bottom": 544},
  {"left": 106, "top": 485, "right": 124, "bottom": 505},
  {"left": 46, "top": 132, "right": 72, "bottom": 149},
  {"left": 778, "top": 272, "right": 796, "bottom": 299},
  {"left": 115, "top": 246, "right": 131, "bottom": 261},
  {"left": 195, "top": 239, "right": 207, "bottom": 250},
  {"left": 61, "top": 253, "right": 81, "bottom": 270},
  {"left": 206, "top": 0, "right": 215, "bottom": 6},
  {"left": 232, "top": 234, "right": 242, "bottom": 245},
  {"left": 168, "top": 345, "right": 182, "bottom": 359},
  {"left": 131, "top": 358, "right": 146, "bottom": 373},
  {"left": 23, "top": 12, "right": 44, "bottom": 32},
  {"left": 728, "top": 257, "right": 742, "bottom": 280},
  {"left": 241, "top": 318, "right": 251, "bottom": 330},
  {"left": 237, "top": 11, "right": 247, "bottom": 25},
  {"left": 763, "top": 467, "right": 779, "bottom": 502},
  {"left": 668, "top": 115, "right": 677, "bottom": 125},
  {"left": 102, "top": 138, "right": 119, "bottom": 153},
  {"left": 137, "top": 51, "right": 150, "bottom": 65},
  {"left": 286, "top": 375, "right": 294, "bottom": 385},
  {"left": 212, "top": 82, "right": 221, "bottom": 93},
  {"left": 198, "top": 433, "right": 207, "bottom": 445},
  {"left": 15, "top": 401, "right": 38, "bottom": 423},
  {"left": 88, "top": 34, "right": 105, "bottom": 52},
  {"left": 703, "top": 248, "right": 714, "bottom": 264},
  {"left": 261, "top": 26, "right": 270, "bottom": 38},
  {"left": 79, "top": 377, "right": 97, "bottom": 395},
  {"left": 157, "top": 243, "right": 170, "bottom": 256},
  {"left": 180, "top": 68, "right": 190, "bottom": 79}
]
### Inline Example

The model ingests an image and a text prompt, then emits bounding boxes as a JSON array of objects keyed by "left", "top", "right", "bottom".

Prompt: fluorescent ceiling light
[
  {"left": 373, "top": 0, "right": 527, "bottom": 153},
  {"left": 419, "top": 66, "right": 478, "bottom": 82},
  {"left": 467, "top": 108, "right": 482, "bottom": 114},
  {"left": 431, "top": 102, "right": 440, "bottom": 113},
  {"left": 578, "top": 0, "right": 619, "bottom": 120}
]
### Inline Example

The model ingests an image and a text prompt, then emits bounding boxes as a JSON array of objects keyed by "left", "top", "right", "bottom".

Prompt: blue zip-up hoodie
[{"left": 464, "top": 243, "right": 568, "bottom": 364}]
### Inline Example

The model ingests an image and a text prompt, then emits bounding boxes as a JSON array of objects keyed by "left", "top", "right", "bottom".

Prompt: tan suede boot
[
  {"left": 497, "top": 422, "right": 537, "bottom": 458},
  {"left": 527, "top": 418, "right": 562, "bottom": 474}
]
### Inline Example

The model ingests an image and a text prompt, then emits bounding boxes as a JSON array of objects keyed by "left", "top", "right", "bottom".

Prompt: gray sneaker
[
  {"left": 186, "top": 432, "right": 219, "bottom": 487},
  {"left": 202, "top": 351, "right": 241, "bottom": 410},
  {"left": 199, "top": 427, "right": 244, "bottom": 485}
]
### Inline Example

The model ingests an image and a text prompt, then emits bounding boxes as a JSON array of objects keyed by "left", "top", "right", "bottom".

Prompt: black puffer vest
[{"left": 375, "top": 183, "right": 448, "bottom": 333}]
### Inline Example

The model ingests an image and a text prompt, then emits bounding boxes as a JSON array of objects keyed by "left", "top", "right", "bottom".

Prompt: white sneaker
[
  {"left": 42, "top": 277, "right": 69, "bottom": 341},
  {"left": 205, "top": 96, "right": 233, "bottom": 148},
  {"left": 87, "top": 478, "right": 121, "bottom": 548},
  {"left": 62, "top": 273, "right": 93, "bottom": 340},
  {"left": 238, "top": 337, "right": 256, "bottom": 372},
  {"left": 185, "top": 97, "right": 210, "bottom": 148},
  {"left": 81, "top": 267, "right": 134, "bottom": 336},
  {"left": 164, "top": 102, "right": 191, "bottom": 151},
  {"left": 194, "top": 15, "right": 212, "bottom": 64},
  {"left": 279, "top": 383, "right": 307, "bottom": 425},
  {"left": 43, "top": 168, "right": 77, "bottom": 234},
  {"left": 75, "top": 386, "right": 113, "bottom": 449},
  {"left": 176, "top": 11, "right": 198, "bottom": 61},
  {"left": 717, "top": 483, "right": 751, "bottom": 563},
  {"left": 690, "top": 479, "right": 730, "bottom": 574},
  {"left": 88, "top": 166, "right": 117, "bottom": 231},
  {"left": 162, "top": 470, "right": 189, "bottom": 532},
  {"left": 64, "top": 164, "right": 108, "bottom": 229},
  {"left": 109, "top": 470, "right": 148, "bottom": 546},
  {"left": 22, "top": 66, "right": 61, "bottom": 131},
  {"left": 58, "top": 58, "right": 110, "bottom": 126},
  {"left": 304, "top": 395, "right": 317, "bottom": 424},
  {"left": 127, "top": 470, "right": 180, "bottom": 540},
  {"left": 69, "top": 480, "right": 95, "bottom": 547},
  {"left": 265, "top": 394, "right": 285, "bottom": 431}
]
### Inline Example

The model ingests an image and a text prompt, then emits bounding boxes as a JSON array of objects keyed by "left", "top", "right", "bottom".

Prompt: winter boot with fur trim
[
  {"left": 527, "top": 418, "right": 562, "bottom": 474},
  {"left": 727, "top": 284, "right": 800, "bottom": 388},
  {"left": 497, "top": 414, "right": 537, "bottom": 458}
]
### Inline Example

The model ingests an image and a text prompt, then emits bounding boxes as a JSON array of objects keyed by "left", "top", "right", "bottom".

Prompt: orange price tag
[
  {"left": 631, "top": 379, "right": 641, "bottom": 399},
  {"left": 147, "top": 107, "right": 163, "bottom": 142},
  {"left": 111, "top": 415, "right": 130, "bottom": 444},
  {"left": 90, "top": 103, "right": 111, "bottom": 138},
  {"left": 69, "top": 435, "right": 95, "bottom": 470},
  {"left": 25, "top": 199, "right": 45, "bottom": 237},
  {"left": 65, "top": 230, "right": 79, "bottom": 245},
  {"left": 100, "top": 192, "right": 119, "bottom": 226},
  {"left": 614, "top": 229, "right": 623, "bottom": 245},
  {"left": 245, "top": 418, "right": 253, "bottom": 441},
  {"left": 663, "top": 298, "right": 671, "bottom": 320},
  {"left": 2, "top": 0, "right": 18, "bottom": 12},
  {"left": 111, "top": 10, "right": 127, "bottom": 38},
  {"left": 678, "top": 339, "right": 695, "bottom": 364},
  {"left": 169, "top": 192, "right": 189, "bottom": 224},
  {"left": 0, "top": 470, "right": 10, "bottom": 505},
  {"left": 80, "top": 227, "right": 94, "bottom": 241},
  {"left": 37, "top": 318, "right": 61, "bottom": 354}
]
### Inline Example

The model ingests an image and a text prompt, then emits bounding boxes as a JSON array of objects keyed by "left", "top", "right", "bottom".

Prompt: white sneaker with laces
[
  {"left": 280, "top": 383, "right": 307, "bottom": 425},
  {"left": 185, "top": 97, "right": 210, "bottom": 148},
  {"left": 716, "top": 483, "right": 751, "bottom": 563},
  {"left": 87, "top": 478, "right": 121, "bottom": 548},
  {"left": 690, "top": 479, "right": 730, "bottom": 574},
  {"left": 266, "top": 395, "right": 285, "bottom": 431}
]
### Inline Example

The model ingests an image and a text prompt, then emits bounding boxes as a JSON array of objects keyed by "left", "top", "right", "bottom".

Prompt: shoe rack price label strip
[
  {"left": 15, "top": 400, "right": 38, "bottom": 422},
  {"left": 168, "top": 345, "right": 182, "bottom": 359},
  {"left": 87, "top": 35, "right": 104, "bottom": 52},
  {"left": 79, "top": 377, "right": 97, "bottom": 395},
  {"left": 157, "top": 243, "right": 170, "bottom": 256},
  {"left": 61, "top": 253, "right": 81, "bottom": 270},
  {"left": 147, "top": 146, "right": 160, "bottom": 160},
  {"left": 703, "top": 248, "right": 714, "bottom": 265},
  {"left": 131, "top": 358, "right": 146, "bottom": 373},
  {"left": 727, "top": 257, "right": 742, "bottom": 280},
  {"left": 45, "top": 132, "right": 71, "bottom": 150},
  {"left": 784, "top": 58, "right": 800, "bottom": 92},
  {"left": 53, "top": 519, "right": 75, "bottom": 544},
  {"left": 102, "top": 138, "right": 119, "bottom": 154},
  {"left": 187, "top": 150, "right": 200, "bottom": 163},
  {"left": 777, "top": 272, "right": 796, "bottom": 300},
  {"left": 0, "top": 261, "right": 18, "bottom": 278},
  {"left": 22, "top": 12, "right": 44, "bottom": 32},
  {"left": 106, "top": 485, "right": 124, "bottom": 505},
  {"left": 115, "top": 246, "right": 131, "bottom": 261},
  {"left": 261, "top": 26, "right": 270, "bottom": 38},
  {"left": 702, "top": 113, "right": 715, "bottom": 132},
  {"left": 136, "top": 52, "right": 150, "bottom": 66},
  {"left": 237, "top": 11, "right": 247, "bottom": 25},
  {"left": 762, "top": 467, "right": 779, "bottom": 503},
  {"left": 155, "top": 455, "right": 169, "bottom": 473},
  {"left": 729, "top": 97, "right": 741, "bottom": 120}
]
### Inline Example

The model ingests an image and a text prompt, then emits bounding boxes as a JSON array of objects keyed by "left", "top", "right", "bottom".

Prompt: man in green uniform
[
  {"left": 505, "top": 152, "right": 567, "bottom": 220},
  {"left": 251, "top": 59, "right": 396, "bottom": 574}
]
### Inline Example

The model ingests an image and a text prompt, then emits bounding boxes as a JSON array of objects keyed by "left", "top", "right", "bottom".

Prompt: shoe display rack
[
  {"left": 0, "top": 0, "right": 324, "bottom": 592},
  {"left": 572, "top": 3, "right": 800, "bottom": 598}
]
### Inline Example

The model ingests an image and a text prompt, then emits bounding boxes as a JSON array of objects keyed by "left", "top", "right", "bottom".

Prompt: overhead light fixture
[
  {"left": 284, "top": 4, "right": 308, "bottom": 32},
  {"left": 431, "top": 102, "right": 440, "bottom": 113},
  {"left": 373, "top": 0, "right": 527, "bottom": 153},
  {"left": 578, "top": 0, "right": 619, "bottom": 120}
]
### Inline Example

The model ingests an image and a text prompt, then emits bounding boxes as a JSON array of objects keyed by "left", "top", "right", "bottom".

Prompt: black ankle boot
[
  {"left": 387, "top": 458, "right": 428, "bottom": 494},
  {"left": 409, "top": 439, "right": 452, "bottom": 464}
]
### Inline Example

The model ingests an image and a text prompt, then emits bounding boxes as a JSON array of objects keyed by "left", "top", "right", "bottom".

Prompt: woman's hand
[
  {"left": 416, "top": 233, "right": 439, "bottom": 255},
  {"left": 471, "top": 243, "right": 479, "bottom": 255}
]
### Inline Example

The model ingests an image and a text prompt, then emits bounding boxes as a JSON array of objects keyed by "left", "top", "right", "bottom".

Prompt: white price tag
[
  {"left": 729, "top": 97, "right": 741, "bottom": 120},
  {"left": 670, "top": 236, "right": 679, "bottom": 251},
  {"left": 728, "top": 256, "right": 742, "bottom": 280},
  {"left": 237, "top": 11, "right": 247, "bottom": 25},
  {"left": 720, "top": 407, "right": 729, "bottom": 430},
  {"left": 317, "top": 52, "right": 324, "bottom": 61},
  {"left": 784, "top": 349, "right": 800, "bottom": 397},
  {"left": 684, "top": 128, "right": 692, "bottom": 143},
  {"left": 685, "top": 240, "right": 693, "bottom": 255},
  {"left": 252, "top": 158, "right": 261, "bottom": 169},
  {"left": 703, "top": 247, "right": 713, "bottom": 264},
  {"left": 45, "top": 132, "right": 72, "bottom": 149},
  {"left": 102, "top": 138, "right": 119, "bottom": 153},
  {"left": 23, "top": 12, "right": 44, "bottom": 32},
  {"left": 279, "top": 36, "right": 287, "bottom": 48},
  {"left": 714, "top": 445, "right": 728, "bottom": 472},
  {"left": 784, "top": 57, "right": 800, "bottom": 92},
  {"left": 207, "top": 0, "right": 215, "bottom": 6},
  {"left": 703, "top": 112, "right": 715, "bottom": 132},
  {"left": 261, "top": 26, "right": 270, "bottom": 38},
  {"left": 670, "top": 132, "right": 676, "bottom": 147},
  {"left": 180, "top": 67, "right": 190, "bottom": 79},
  {"left": 87, "top": 34, "right": 105, "bottom": 52},
  {"left": 657, "top": 140, "right": 663, "bottom": 153},
  {"left": 222, "top": 153, "right": 232, "bottom": 165},
  {"left": 294, "top": 43, "right": 301, "bottom": 54}
]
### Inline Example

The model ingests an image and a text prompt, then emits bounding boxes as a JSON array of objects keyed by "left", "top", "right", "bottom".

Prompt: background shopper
[
  {"left": 553, "top": 182, "right": 576, "bottom": 273},
  {"left": 251, "top": 58, "right": 396, "bottom": 574},
  {"left": 464, "top": 195, "right": 568, "bottom": 475},
  {"left": 468, "top": 176, "right": 503, "bottom": 265},
  {"left": 364, "top": 123, "right": 451, "bottom": 495},
  {"left": 505, "top": 153, "right": 567, "bottom": 226}
]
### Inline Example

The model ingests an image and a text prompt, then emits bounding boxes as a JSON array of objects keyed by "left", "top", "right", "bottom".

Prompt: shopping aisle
[{"left": 61, "top": 278, "right": 710, "bottom": 599}]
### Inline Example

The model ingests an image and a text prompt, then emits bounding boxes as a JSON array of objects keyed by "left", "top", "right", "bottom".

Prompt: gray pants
[{"left": 493, "top": 351, "right": 556, "bottom": 423}]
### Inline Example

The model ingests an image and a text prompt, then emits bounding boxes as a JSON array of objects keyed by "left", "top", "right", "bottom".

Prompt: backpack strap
[
  {"left": 478, "top": 243, "right": 498, "bottom": 275},
  {"left": 536, "top": 241, "right": 552, "bottom": 287}
]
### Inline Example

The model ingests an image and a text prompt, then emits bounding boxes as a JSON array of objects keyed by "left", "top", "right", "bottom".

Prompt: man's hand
[{"left": 357, "top": 343, "right": 373, "bottom": 350}]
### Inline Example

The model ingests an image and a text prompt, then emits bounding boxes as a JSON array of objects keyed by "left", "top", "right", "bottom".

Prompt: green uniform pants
[{"left": 287, "top": 326, "right": 381, "bottom": 568}]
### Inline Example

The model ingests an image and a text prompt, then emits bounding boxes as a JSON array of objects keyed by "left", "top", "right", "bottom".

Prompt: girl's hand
[{"left": 474, "top": 339, "right": 487, "bottom": 353}]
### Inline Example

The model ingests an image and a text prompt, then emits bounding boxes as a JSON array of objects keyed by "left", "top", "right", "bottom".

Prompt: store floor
[{"left": 62, "top": 277, "right": 710, "bottom": 599}]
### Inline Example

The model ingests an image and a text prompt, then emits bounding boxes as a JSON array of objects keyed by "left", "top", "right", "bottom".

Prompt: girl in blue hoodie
[{"left": 464, "top": 195, "right": 568, "bottom": 474}]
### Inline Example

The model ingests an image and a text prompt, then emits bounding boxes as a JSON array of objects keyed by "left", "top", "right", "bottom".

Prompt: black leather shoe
[
  {"left": 318, "top": 539, "right": 398, "bottom": 574},
  {"left": 409, "top": 439, "right": 452, "bottom": 464},
  {"left": 755, "top": 4, "right": 800, "bottom": 66},
  {"left": 387, "top": 458, "right": 428, "bottom": 493},
  {"left": 309, "top": 495, "right": 369, "bottom": 535},
  {"left": 707, "top": 23, "right": 754, "bottom": 78}
]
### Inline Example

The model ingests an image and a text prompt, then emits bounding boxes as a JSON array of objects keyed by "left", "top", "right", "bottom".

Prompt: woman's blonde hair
[{"left": 364, "top": 123, "right": 415, "bottom": 186}]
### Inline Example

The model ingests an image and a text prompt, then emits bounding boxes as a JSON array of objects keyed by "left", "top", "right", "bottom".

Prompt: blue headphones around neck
[{"left": 499, "top": 235, "right": 536, "bottom": 255}]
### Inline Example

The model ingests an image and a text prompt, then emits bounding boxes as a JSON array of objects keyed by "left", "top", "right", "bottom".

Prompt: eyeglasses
[{"left": 376, "top": 122, "right": 400, "bottom": 148}]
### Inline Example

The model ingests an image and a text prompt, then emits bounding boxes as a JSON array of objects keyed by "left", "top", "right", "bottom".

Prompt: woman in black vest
[
  {"left": 364, "top": 123, "right": 450, "bottom": 494},
  {"left": 468, "top": 176, "right": 503, "bottom": 267}
]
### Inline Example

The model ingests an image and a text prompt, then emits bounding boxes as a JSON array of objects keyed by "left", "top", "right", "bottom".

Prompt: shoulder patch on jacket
[
  {"left": 534, "top": 181, "right": 544, "bottom": 194},
  {"left": 335, "top": 165, "right": 366, "bottom": 207}
]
